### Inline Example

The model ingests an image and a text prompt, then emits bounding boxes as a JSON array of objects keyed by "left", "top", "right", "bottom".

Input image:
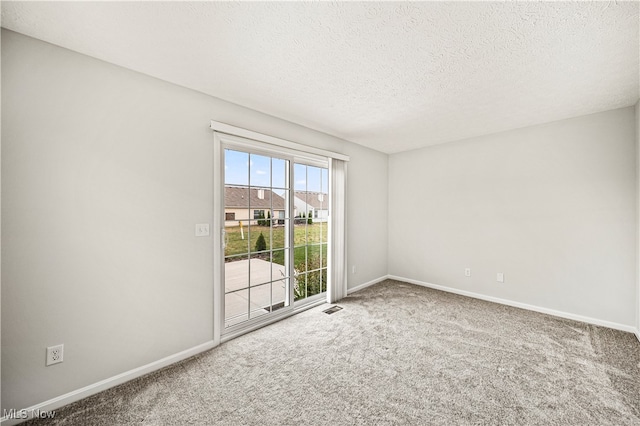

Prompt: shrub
[
  {"left": 257, "top": 211, "right": 266, "bottom": 226},
  {"left": 293, "top": 255, "right": 326, "bottom": 301},
  {"left": 255, "top": 232, "right": 267, "bottom": 252}
]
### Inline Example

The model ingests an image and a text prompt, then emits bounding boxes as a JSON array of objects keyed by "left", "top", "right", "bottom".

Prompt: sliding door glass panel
[
  {"left": 223, "top": 144, "right": 329, "bottom": 331},
  {"left": 292, "top": 162, "right": 329, "bottom": 304},
  {"left": 272, "top": 158, "right": 287, "bottom": 190},
  {"left": 224, "top": 148, "right": 292, "bottom": 329},
  {"left": 249, "top": 283, "right": 272, "bottom": 319},
  {"left": 271, "top": 220, "right": 287, "bottom": 250},
  {"left": 250, "top": 154, "right": 271, "bottom": 186},
  {"left": 225, "top": 150, "right": 249, "bottom": 186},
  {"left": 294, "top": 273, "right": 307, "bottom": 301},
  {"left": 225, "top": 289, "right": 249, "bottom": 328}
]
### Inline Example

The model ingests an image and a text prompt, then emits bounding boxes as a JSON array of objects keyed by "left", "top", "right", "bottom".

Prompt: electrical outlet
[
  {"left": 464, "top": 268, "right": 471, "bottom": 277},
  {"left": 352, "top": 265, "right": 356, "bottom": 274},
  {"left": 46, "top": 344, "right": 64, "bottom": 366},
  {"left": 497, "top": 273, "right": 504, "bottom": 283}
]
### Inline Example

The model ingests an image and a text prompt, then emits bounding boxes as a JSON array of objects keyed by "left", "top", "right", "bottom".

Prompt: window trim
[{"left": 210, "top": 121, "right": 350, "bottom": 162}]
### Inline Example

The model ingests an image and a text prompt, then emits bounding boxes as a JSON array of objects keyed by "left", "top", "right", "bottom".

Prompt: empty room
[{"left": 2, "top": 1, "right": 639, "bottom": 425}]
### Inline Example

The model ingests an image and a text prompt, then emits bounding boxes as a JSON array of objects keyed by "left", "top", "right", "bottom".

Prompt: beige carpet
[{"left": 26, "top": 280, "right": 640, "bottom": 425}]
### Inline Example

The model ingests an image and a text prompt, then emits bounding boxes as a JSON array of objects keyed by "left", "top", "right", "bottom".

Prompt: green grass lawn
[
  {"left": 225, "top": 222, "right": 327, "bottom": 271},
  {"left": 225, "top": 222, "right": 328, "bottom": 300}
]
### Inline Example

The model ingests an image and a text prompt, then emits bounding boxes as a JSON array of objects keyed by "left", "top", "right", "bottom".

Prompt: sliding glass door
[
  {"left": 222, "top": 142, "right": 329, "bottom": 332},
  {"left": 292, "top": 163, "right": 329, "bottom": 301}
]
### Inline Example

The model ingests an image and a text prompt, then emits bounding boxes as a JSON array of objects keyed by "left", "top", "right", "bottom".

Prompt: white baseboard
[
  {"left": 1, "top": 341, "right": 216, "bottom": 426},
  {"left": 388, "top": 275, "right": 638, "bottom": 334},
  {"left": 347, "top": 275, "right": 390, "bottom": 295}
]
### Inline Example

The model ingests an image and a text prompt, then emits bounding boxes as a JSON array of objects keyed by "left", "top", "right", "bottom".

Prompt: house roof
[
  {"left": 295, "top": 191, "right": 328, "bottom": 210},
  {"left": 225, "top": 186, "right": 285, "bottom": 209}
]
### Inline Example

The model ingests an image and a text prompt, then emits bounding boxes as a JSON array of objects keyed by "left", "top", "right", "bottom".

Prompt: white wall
[
  {"left": 1, "top": 29, "right": 388, "bottom": 412},
  {"left": 389, "top": 107, "right": 637, "bottom": 329}
]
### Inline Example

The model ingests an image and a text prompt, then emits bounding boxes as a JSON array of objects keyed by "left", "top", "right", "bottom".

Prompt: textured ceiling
[{"left": 2, "top": 1, "right": 639, "bottom": 154}]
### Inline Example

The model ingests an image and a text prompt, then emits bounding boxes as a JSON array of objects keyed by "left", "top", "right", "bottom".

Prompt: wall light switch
[
  {"left": 497, "top": 273, "right": 504, "bottom": 283},
  {"left": 195, "top": 224, "right": 210, "bottom": 237}
]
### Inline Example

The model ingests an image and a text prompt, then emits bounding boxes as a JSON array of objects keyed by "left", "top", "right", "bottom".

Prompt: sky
[{"left": 225, "top": 149, "right": 328, "bottom": 193}]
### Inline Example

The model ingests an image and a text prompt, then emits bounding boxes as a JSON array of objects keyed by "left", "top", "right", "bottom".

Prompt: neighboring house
[
  {"left": 225, "top": 186, "right": 286, "bottom": 227},
  {"left": 294, "top": 191, "right": 329, "bottom": 222}
]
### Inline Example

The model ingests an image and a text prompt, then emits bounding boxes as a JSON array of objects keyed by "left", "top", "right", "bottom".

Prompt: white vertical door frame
[{"left": 212, "top": 132, "right": 224, "bottom": 347}]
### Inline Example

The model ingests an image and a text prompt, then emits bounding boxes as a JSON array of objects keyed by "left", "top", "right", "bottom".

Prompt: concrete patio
[{"left": 224, "top": 258, "right": 287, "bottom": 327}]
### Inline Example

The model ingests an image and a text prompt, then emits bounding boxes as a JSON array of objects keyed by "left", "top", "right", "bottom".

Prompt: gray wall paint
[
  {"left": 389, "top": 107, "right": 637, "bottom": 327},
  {"left": 1, "top": 30, "right": 388, "bottom": 411}
]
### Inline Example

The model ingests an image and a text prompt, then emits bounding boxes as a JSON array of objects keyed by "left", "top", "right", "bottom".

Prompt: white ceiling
[{"left": 2, "top": 1, "right": 638, "bottom": 154}]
